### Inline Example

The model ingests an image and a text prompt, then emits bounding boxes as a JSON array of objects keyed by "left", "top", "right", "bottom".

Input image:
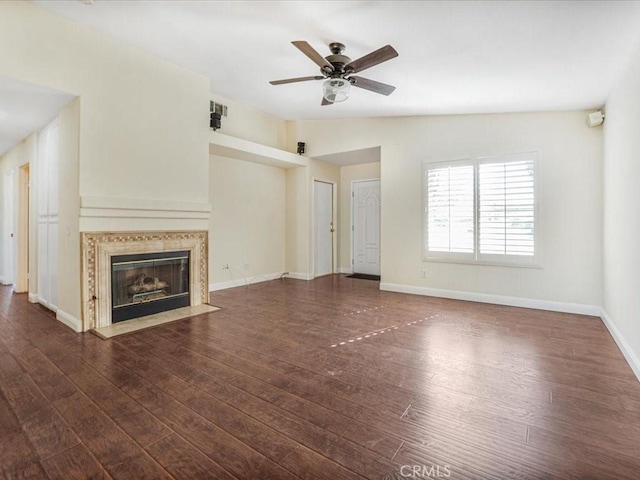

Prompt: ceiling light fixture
[
  {"left": 271, "top": 41, "right": 398, "bottom": 106},
  {"left": 322, "top": 78, "right": 350, "bottom": 103}
]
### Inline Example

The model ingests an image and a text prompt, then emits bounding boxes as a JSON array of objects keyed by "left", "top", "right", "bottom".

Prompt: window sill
[{"left": 423, "top": 256, "right": 542, "bottom": 269}]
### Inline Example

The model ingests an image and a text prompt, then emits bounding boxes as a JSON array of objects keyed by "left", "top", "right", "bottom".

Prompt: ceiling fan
[{"left": 270, "top": 41, "right": 398, "bottom": 106}]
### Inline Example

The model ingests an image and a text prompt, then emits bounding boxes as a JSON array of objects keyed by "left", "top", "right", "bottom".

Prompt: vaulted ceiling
[{"left": 32, "top": 0, "right": 640, "bottom": 121}]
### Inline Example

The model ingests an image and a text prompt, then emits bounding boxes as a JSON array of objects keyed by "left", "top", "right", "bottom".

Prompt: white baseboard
[
  {"left": 284, "top": 272, "right": 313, "bottom": 281},
  {"left": 600, "top": 309, "right": 640, "bottom": 382},
  {"left": 337, "top": 267, "right": 353, "bottom": 274},
  {"left": 28, "top": 293, "right": 38, "bottom": 303},
  {"left": 379, "top": 283, "right": 602, "bottom": 317},
  {"left": 209, "top": 271, "right": 289, "bottom": 292},
  {"left": 37, "top": 297, "right": 57, "bottom": 312},
  {"left": 56, "top": 309, "right": 83, "bottom": 333}
]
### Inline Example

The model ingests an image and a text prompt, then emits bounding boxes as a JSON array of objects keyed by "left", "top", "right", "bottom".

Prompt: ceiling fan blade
[
  {"left": 345, "top": 45, "right": 398, "bottom": 74},
  {"left": 321, "top": 97, "right": 333, "bottom": 106},
  {"left": 292, "top": 41, "right": 335, "bottom": 72},
  {"left": 349, "top": 76, "right": 396, "bottom": 96},
  {"left": 270, "top": 76, "right": 325, "bottom": 85}
]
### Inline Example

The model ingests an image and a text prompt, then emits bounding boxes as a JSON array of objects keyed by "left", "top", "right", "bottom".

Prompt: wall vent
[{"left": 210, "top": 101, "right": 228, "bottom": 117}]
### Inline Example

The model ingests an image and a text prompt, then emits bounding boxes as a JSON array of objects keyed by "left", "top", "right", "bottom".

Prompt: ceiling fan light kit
[
  {"left": 322, "top": 78, "right": 350, "bottom": 103},
  {"left": 270, "top": 41, "right": 398, "bottom": 106}
]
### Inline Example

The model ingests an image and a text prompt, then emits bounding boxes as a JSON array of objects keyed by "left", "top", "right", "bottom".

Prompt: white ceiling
[
  {"left": 0, "top": 76, "right": 75, "bottom": 157},
  {"left": 31, "top": 0, "right": 640, "bottom": 122}
]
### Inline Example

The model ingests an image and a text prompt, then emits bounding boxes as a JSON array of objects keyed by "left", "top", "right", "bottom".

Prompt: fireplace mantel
[{"left": 81, "top": 231, "right": 208, "bottom": 331}]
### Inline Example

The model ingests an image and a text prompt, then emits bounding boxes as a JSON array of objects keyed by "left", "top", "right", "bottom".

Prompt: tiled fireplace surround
[{"left": 81, "top": 231, "right": 208, "bottom": 331}]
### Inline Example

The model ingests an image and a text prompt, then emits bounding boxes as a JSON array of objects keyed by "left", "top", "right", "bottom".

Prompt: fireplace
[
  {"left": 111, "top": 251, "right": 190, "bottom": 323},
  {"left": 81, "top": 231, "right": 208, "bottom": 331}
]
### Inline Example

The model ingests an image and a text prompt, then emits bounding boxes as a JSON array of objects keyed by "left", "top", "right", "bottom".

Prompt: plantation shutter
[
  {"left": 478, "top": 153, "right": 536, "bottom": 263},
  {"left": 424, "top": 162, "right": 475, "bottom": 258}
]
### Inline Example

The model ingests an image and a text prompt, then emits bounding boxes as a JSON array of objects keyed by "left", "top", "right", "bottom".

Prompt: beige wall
[
  {"left": 211, "top": 94, "right": 288, "bottom": 150},
  {"left": 290, "top": 111, "right": 603, "bottom": 309},
  {"left": 285, "top": 166, "right": 310, "bottom": 277},
  {"left": 209, "top": 156, "right": 286, "bottom": 287},
  {"left": 603, "top": 41, "right": 640, "bottom": 378},
  {"left": 339, "top": 162, "right": 381, "bottom": 271},
  {"left": 0, "top": 1, "right": 210, "bottom": 219},
  {"left": 57, "top": 99, "right": 81, "bottom": 325},
  {"left": 0, "top": 2, "right": 211, "bottom": 328}
]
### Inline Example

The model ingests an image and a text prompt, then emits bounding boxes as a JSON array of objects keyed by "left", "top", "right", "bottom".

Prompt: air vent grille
[{"left": 210, "top": 101, "right": 228, "bottom": 117}]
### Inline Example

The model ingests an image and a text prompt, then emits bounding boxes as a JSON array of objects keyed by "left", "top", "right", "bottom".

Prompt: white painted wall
[
  {"left": 290, "top": 111, "right": 603, "bottom": 310},
  {"left": 602, "top": 42, "right": 640, "bottom": 378},
  {"left": 339, "top": 162, "right": 381, "bottom": 272},
  {"left": 209, "top": 155, "right": 286, "bottom": 289}
]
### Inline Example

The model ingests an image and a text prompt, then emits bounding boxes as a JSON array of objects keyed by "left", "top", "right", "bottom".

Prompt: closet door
[
  {"left": 47, "top": 123, "right": 59, "bottom": 310},
  {"left": 36, "top": 120, "right": 59, "bottom": 310}
]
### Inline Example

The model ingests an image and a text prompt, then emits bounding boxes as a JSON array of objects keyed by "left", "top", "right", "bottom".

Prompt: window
[
  {"left": 424, "top": 160, "right": 475, "bottom": 261},
  {"left": 423, "top": 152, "right": 537, "bottom": 266}
]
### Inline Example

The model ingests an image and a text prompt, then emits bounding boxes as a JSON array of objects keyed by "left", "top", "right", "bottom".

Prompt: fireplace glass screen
[{"left": 111, "top": 251, "right": 190, "bottom": 323}]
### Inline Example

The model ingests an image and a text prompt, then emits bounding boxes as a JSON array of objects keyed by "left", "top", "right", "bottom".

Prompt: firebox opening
[{"left": 111, "top": 250, "right": 190, "bottom": 323}]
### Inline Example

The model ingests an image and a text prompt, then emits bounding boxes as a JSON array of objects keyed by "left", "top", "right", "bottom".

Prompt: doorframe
[
  {"left": 312, "top": 178, "right": 338, "bottom": 278},
  {"left": 2, "top": 169, "right": 16, "bottom": 287},
  {"left": 350, "top": 178, "right": 381, "bottom": 275},
  {"left": 16, "top": 163, "right": 30, "bottom": 293}
]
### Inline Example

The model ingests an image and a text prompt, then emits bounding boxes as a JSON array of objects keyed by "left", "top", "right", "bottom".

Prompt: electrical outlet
[{"left": 421, "top": 269, "right": 428, "bottom": 278}]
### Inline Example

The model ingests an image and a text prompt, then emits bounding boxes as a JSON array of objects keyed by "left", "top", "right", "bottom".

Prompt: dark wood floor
[{"left": 1, "top": 276, "right": 640, "bottom": 479}]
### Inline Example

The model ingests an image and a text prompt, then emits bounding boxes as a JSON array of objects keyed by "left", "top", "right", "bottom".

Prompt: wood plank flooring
[{"left": 1, "top": 275, "right": 639, "bottom": 479}]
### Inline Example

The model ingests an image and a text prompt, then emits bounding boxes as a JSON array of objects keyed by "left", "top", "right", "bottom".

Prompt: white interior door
[
  {"left": 16, "top": 164, "right": 30, "bottom": 293},
  {"left": 353, "top": 179, "right": 381, "bottom": 275},
  {"left": 2, "top": 169, "right": 16, "bottom": 286},
  {"left": 314, "top": 180, "right": 334, "bottom": 277}
]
